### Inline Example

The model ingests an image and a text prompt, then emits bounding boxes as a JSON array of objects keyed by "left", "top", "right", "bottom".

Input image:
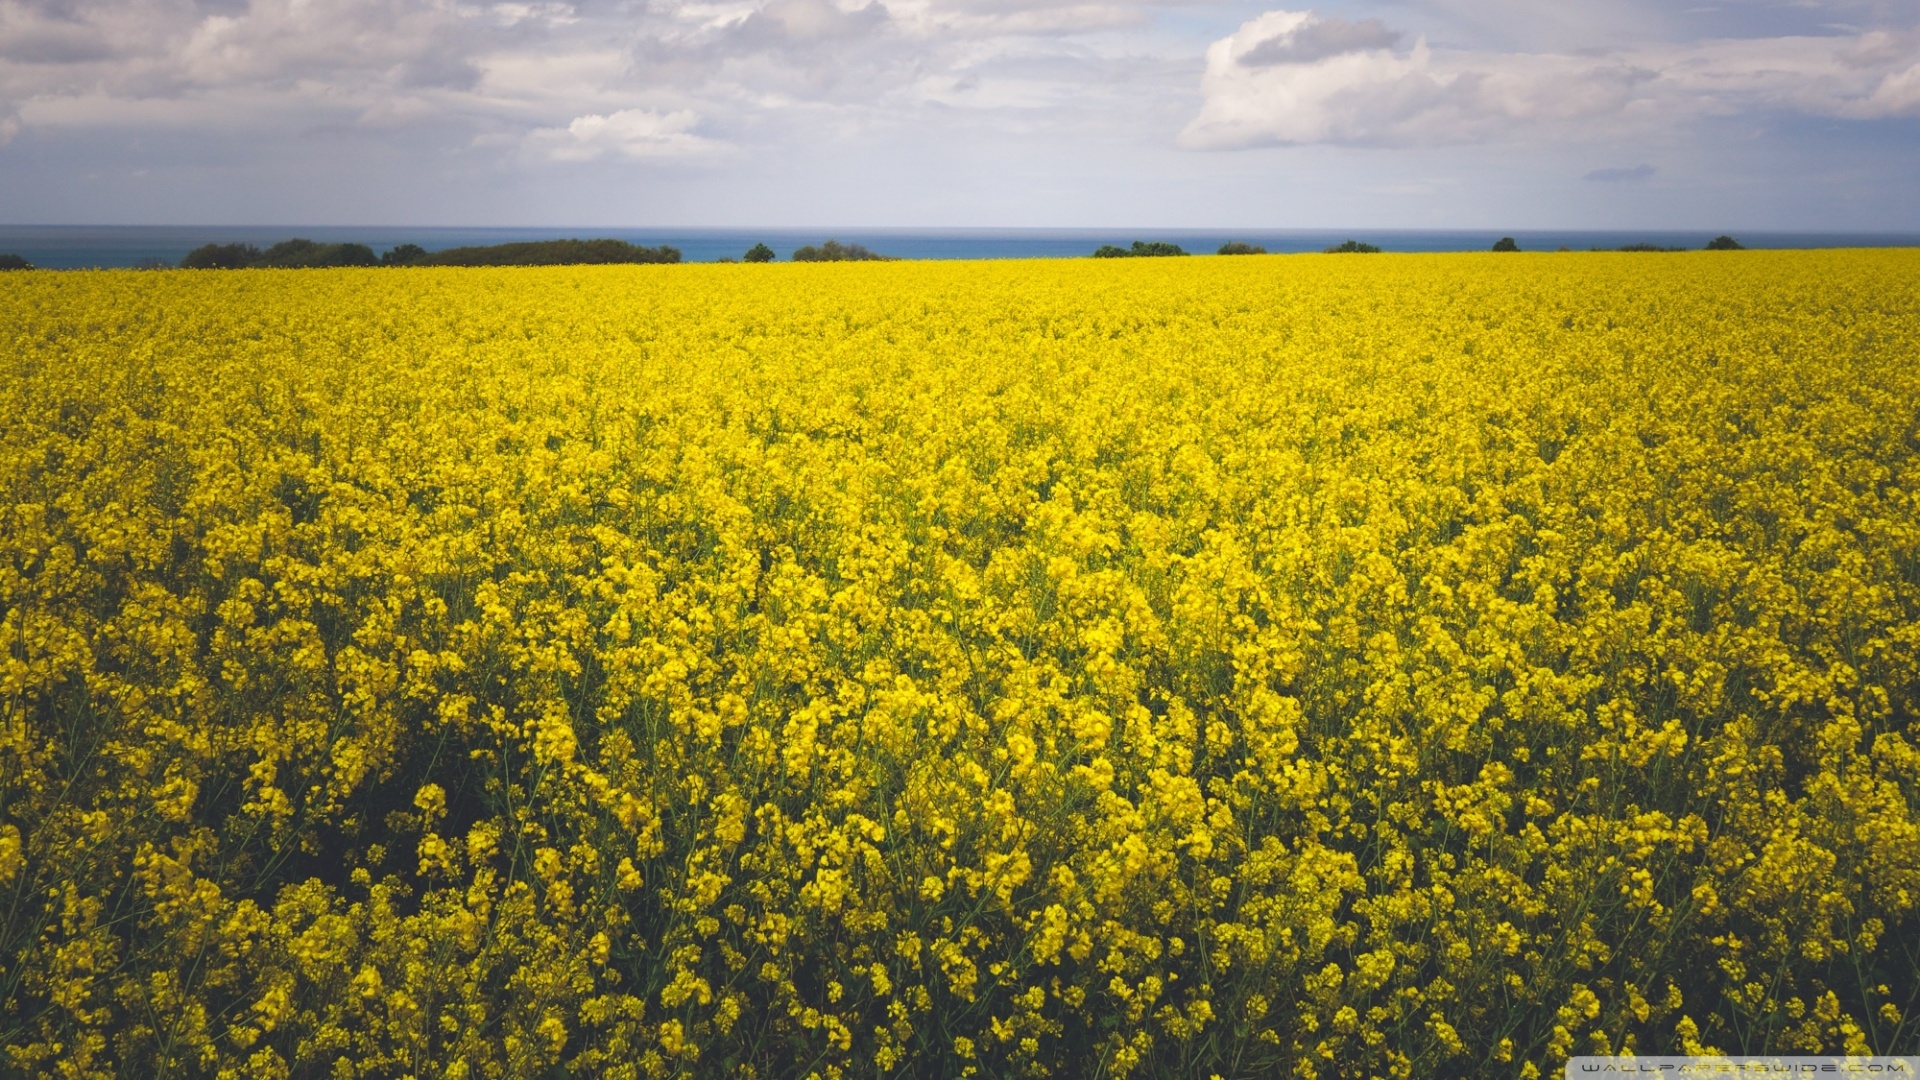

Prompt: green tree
[
  {"left": 1093, "top": 241, "right": 1189, "bottom": 258},
  {"left": 1492, "top": 236, "right": 1520, "bottom": 252},
  {"left": 412, "top": 239, "right": 680, "bottom": 266},
  {"left": 1217, "top": 241, "right": 1266, "bottom": 255},
  {"left": 259, "top": 238, "right": 324, "bottom": 266},
  {"left": 1705, "top": 235, "right": 1745, "bottom": 250},
  {"left": 1323, "top": 239, "right": 1382, "bottom": 253},
  {"left": 382, "top": 244, "right": 428, "bottom": 266},
  {"left": 791, "top": 240, "right": 891, "bottom": 262},
  {"left": 179, "top": 243, "right": 261, "bottom": 269},
  {"left": 256, "top": 239, "right": 379, "bottom": 268},
  {"left": 744, "top": 243, "right": 776, "bottom": 263},
  {"left": 0, "top": 253, "right": 32, "bottom": 270},
  {"left": 329, "top": 243, "right": 379, "bottom": 267}
]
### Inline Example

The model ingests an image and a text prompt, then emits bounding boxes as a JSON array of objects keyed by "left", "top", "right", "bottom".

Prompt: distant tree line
[
  {"left": 0, "top": 233, "right": 1762, "bottom": 272},
  {"left": 1605, "top": 236, "right": 1745, "bottom": 252},
  {"left": 729, "top": 241, "right": 897, "bottom": 262},
  {"left": 1500, "top": 235, "right": 1745, "bottom": 253},
  {"left": 1093, "top": 241, "right": 1189, "bottom": 258},
  {"left": 790, "top": 240, "right": 894, "bottom": 262},
  {"left": 178, "top": 237, "right": 681, "bottom": 269},
  {"left": 180, "top": 239, "right": 380, "bottom": 269},
  {"left": 1086, "top": 234, "right": 1748, "bottom": 258},
  {"left": 405, "top": 239, "right": 680, "bottom": 266}
]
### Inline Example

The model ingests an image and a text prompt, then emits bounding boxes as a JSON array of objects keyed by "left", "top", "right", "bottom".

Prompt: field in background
[{"left": 3, "top": 254, "right": 1917, "bottom": 1077}]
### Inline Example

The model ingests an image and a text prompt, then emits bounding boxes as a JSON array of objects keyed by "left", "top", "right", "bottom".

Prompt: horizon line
[{"left": 8, "top": 223, "right": 1920, "bottom": 236}]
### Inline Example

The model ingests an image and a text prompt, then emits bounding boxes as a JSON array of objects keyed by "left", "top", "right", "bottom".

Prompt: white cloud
[
  {"left": 1863, "top": 58, "right": 1920, "bottom": 114},
  {"left": 1238, "top": 14, "right": 1398, "bottom": 66},
  {"left": 526, "top": 108, "right": 725, "bottom": 160},
  {"left": 0, "top": 0, "right": 501, "bottom": 119},
  {"left": 621, "top": 0, "right": 912, "bottom": 104},
  {"left": 175, "top": 0, "right": 484, "bottom": 89},
  {"left": 730, "top": 0, "right": 889, "bottom": 46},
  {"left": 1182, "top": 9, "right": 1920, "bottom": 149}
]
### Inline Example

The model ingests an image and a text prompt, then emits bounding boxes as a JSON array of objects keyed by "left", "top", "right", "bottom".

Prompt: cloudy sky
[{"left": 1, "top": 0, "right": 1916, "bottom": 227}]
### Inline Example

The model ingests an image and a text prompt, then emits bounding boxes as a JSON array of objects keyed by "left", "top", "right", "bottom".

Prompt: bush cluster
[
  {"left": 181, "top": 239, "right": 381, "bottom": 270},
  {"left": 791, "top": 240, "right": 894, "bottom": 262},
  {"left": 405, "top": 239, "right": 680, "bottom": 267},
  {"left": 1093, "top": 241, "right": 1189, "bottom": 258},
  {"left": 177, "top": 238, "right": 681, "bottom": 270}
]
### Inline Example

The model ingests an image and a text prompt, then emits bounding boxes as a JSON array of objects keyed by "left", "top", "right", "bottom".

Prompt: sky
[{"left": 0, "top": 0, "right": 1916, "bottom": 228}]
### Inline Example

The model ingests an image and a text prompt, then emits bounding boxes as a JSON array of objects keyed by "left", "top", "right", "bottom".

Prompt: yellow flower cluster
[{"left": 1, "top": 252, "right": 1916, "bottom": 1078}]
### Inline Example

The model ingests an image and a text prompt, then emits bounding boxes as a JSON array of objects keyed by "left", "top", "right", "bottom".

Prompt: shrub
[
  {"left": 1706, "top": 235, "right": 1745, "bottom": 251},
  {"left": 1217, "top": 241, "right": 1266, "bottom": 255},
  {"left": 254, "top": 239, "right": 380, "bottom": 268},
  {"left": 179, "top": 243, "right": 261, "bottom": 269},
  {"left": 179, "top": 240, "right": 382, "bottom": 270},
  {"left": 329, "top": 243, "right": 379, "bottom": 267},
  {"left": 259, "top": 238, "right": 324, "bottom": 266},
  {"left": 414, "top": 239, "right": 681, "bottom": 266},
  {"left": 1093, "top": 241, "right": 1189, "bottom": 258},
  {"left": 1492, "top": 237, "right": 1520, "bottom": 252},
  {"left": 181, "top": 238, "right": 683, "bottom": 270},
  {"left": 1324, "top": 240, "right": 1382, "bottom": 253},
  {"left": 0, "top": 253, "right": 32, "bottom": 271},
  {"left": 791, "top": 240, "right": 892, "bottom": 262},
  {"left": 744, "top": 243, "right": 777, "bottom": 263},
  {"left": 1615, "top": 243, "right": 1688, "bottom": 252}
]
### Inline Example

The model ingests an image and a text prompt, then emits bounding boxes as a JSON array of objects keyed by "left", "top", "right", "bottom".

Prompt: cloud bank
[
  {"left": 0, "top": 0, "right": 1916, "bottom": 226},
  {"left": 1182, "top": 10, "right": 1920, "bottom": 148},
  {"left": 527, "top": 108, "right": 724, "bottom": 162},
  {"left": 3, "top": 0, "right": 1915, "bottom": 158}
]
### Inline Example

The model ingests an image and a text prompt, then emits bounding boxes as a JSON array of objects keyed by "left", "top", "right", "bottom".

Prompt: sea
[{"left": 2, "top": 225, "right": 1916, "bottom": 269}]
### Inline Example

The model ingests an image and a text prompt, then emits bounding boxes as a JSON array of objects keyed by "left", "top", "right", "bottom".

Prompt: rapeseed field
[{"left": 1, "top": 252, "right": 1916, "bottom": 1078}]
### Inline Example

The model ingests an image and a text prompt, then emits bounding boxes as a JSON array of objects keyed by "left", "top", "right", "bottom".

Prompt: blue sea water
[{"left": 1, "top": 224, "right": 1915, "bottom": 269}]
